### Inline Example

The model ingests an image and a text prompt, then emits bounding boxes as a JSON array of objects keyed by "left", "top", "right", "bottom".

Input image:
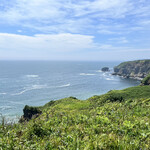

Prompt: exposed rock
[
  {"left": 19, "top": 105, "right": 42, "bottom": 122},
  {"left": 101, "top": 67, "right": 109, "bottom": 72},
  {"left": 112, "top": 60, "right": 150, "bottom": 80}
]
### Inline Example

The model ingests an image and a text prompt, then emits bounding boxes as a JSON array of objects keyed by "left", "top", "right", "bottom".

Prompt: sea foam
[
  {"left": 80, "top": 73, "right": 96, "bottom": 76},
  {"left": 12, "top": 84, "right": 48, "bottom": 96},
  {"left": 0, "top": 106, "right": 14, "bottom": 111},
  {"left": 105, "top": 78, "right": 114, "bottom": 81},
  {"left": 25, "top": 75, "right": 39, "bottom": 78},
  {"left": 12, "top": 83, "right": 71, "bottom": 96},
  {"left": 96, "top": 70, "right": 102, "bottom": 73},
  {"left": 0, "top": 93, "right": 7, "bottom": 95},
  {"left": 57, "top": 83, "right": 70, "bottom": 88}
]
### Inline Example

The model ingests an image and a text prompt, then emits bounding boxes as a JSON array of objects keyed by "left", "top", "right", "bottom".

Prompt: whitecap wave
[
  {"left": 57, "top": 83, "right": 70, "bottom": 88},
  {"left": 25, "top": 75, "right": 39, "bottom": 78},
  {"left": 0, "top": 115, "right": 20, "bottom": 124},
  {"left": 0, "top": 93, "right": 7, "bottom": 95},
  {"left": 96, "top": 70, "right": 102, "bottom": 73},
  {"left": 0, "top": 106, "right": 14, "bottom": 111},
  {"left": 12, "top": 84, "right": 48, "bottom": 96},
  {"left": 80, "top": 73, "right": 96, "bottom": 76},
  {"left": 8, "top": 101, "right": 24, "bottom": 105},
  {"left": 105, "top": 77, "right": 115, "bottom": 81},
  {"left": 102, "top": 73, "right": 107, "bottom": 76},
  {"left": 12, "top": 83, "right": 71, "bottom": 96}
]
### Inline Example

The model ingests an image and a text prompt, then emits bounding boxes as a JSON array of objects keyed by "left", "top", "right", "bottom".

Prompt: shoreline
[{"left": 112, "top": 73, "right": 143, "bottom": 81}]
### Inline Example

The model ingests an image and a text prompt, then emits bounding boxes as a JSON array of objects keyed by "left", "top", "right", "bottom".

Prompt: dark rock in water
[
  {"left": 20, "top": 105, "right": 42, "bottom": 122},
  {"left": 112, "top": 72, "right": 117, "bottom": 75},
  {"left": 101, "top": 67, "right": 109, "bottom": 72},
  {"left": 112, "top": 60, "right": 150, "bottom": 80}
]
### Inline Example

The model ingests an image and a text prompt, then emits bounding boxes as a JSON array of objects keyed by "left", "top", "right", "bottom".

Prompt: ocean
[{"left": 0, "top": 61, "right": 140, "bottom": 121}]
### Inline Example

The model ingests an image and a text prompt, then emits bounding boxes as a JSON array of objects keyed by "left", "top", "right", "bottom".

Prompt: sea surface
[{"left": 0, "top": 61, "right": 140, "bottom": 121}]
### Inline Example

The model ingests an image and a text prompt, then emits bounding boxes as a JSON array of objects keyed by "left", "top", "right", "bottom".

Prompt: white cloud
[
  {"left": 98, "top": 29, "right": 116, "bottom": 34},
  {"left": 17, "top": 30, "right": 22, "bottom": 33},
  {"left": 0, "top": 0, "right": 64, "bottom": 23},
  {"left": 109, "top": 37, "right": 128, "bottom": 43},
  {"left": 0, "top": 0, "right": 149, "bottom": 34},
  {"left": 0, "top": 32, "right": 149, "bottom": 60},
  {"left": 139, "top": 20, "right": 150, "bottom": 26},
  {"left": 0, "top": 33, "right": 96, "bottom": 59},
  {"left": 0, "top": 0, "right": 150, "bottom": 61}
]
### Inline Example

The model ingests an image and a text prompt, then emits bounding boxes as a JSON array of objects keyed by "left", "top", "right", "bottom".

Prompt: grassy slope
[
  {"left": 0, "top": 86, "right": 150, "bottom": 149},
  {"left": 115, "top": 59, "right": 150, "bottom": 69}
]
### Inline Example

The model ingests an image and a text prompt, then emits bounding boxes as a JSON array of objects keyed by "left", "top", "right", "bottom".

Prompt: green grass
[{"left": 0, "top": 86, "right": 150, "bottom": 149}]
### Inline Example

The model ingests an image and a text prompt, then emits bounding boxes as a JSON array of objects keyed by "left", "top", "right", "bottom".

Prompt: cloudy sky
[{"left": 0, "top": 0, "right": 150, "bottom": 61}]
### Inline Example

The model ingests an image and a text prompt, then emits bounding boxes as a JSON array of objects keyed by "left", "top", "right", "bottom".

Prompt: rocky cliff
[{"left": 112, "top": 60, "right": 150, "bottom": 80}]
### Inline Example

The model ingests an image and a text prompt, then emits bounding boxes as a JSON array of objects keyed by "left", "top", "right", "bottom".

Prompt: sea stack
[{"left": 101, "top": 67, "right": 109, "bottom": 72}]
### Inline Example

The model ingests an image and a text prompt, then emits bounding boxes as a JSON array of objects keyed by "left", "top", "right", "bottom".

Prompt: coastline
[{"left": 112, "top": 73, "right": 143, "bottom": 81}]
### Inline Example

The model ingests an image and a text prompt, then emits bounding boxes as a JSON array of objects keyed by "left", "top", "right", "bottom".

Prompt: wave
[
  {"left": 0, "top": 115, "right": 20, "bottom": 124},
  {"left": 8, "top": 101, "right": 24, "bottom": 105},
  {"left": 80, "top": 73, "right": 96, "bottom": 76},
  {"left": 105, "top": 77, "right": 115, "bottom": 81},
  {"left": 102, "top": 73, "right": 107, "bottom": 76},
  {"left": 12, "top": 84, "right": 48, "bottom": 96},
  {"left": 0, "top": 106, "right": 14, "bottom": 111},
  {"left": 25, "top": 75, "right": 39, "bottom": 78},
  {"left": 96, "top": 70, "right": 102, "bottom": 73},
  {"left": 57, "top": 83, "right": 70, "bottom": 88},
  {"left": 0, "top": 93, "right": 7, "bottom": 95},
  {"left": 12, "top": 83, "right": 70, "bottom": 96}
]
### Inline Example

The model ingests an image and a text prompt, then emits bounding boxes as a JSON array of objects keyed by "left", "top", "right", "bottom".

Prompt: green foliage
[
  {"left": 114, "top": 59, "right": 150, "bottom": 78},
  {"left": 141, "top": 74, "right": 150, "bottom": 85},
  {"left": 22, "top": 105, "right": 42, "bottom": 120},
  {"left": 89, "top": 86, "right": 150, "bottom": 105},
  {"left": 0, "top": 86, "right": 150, "bottom": 149}
]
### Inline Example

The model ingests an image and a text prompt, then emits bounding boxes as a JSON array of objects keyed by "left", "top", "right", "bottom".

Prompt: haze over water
[{"left": 0, "top": 61, "right": 140, "bottom": 120}]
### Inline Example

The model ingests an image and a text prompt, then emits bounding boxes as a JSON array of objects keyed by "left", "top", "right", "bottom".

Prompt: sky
[{"left": 0, "top": 0, "right": 150, "bottom": 61}]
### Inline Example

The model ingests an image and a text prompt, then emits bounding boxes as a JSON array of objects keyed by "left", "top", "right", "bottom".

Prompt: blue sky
[{"left": 0, "top": 0, "right": 150, "bottom": 61}]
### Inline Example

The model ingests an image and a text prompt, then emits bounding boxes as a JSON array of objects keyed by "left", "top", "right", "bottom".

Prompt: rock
[
  {"left": 20, "top": 105, "right": 42, "bottom": 122},
  {"left": 101, "top": 67, "right": 109, "bottom": 72},
  {"left": 112, "top": 60, "right": 150, "bottom": 80}
]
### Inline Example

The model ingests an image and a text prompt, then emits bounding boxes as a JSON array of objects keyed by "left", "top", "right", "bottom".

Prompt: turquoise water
[{"left": 0, "top": 61, "right": 140, "bottom": 120}]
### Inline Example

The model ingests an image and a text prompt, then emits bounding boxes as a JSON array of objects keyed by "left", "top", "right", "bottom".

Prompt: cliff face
[{"left": 113, "top": 60, "right": 150, "bottom": 79}]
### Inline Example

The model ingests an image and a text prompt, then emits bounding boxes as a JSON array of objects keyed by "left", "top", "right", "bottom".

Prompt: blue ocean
[{"left": 0, "top": 61, "right": 140, "bottom": 121}]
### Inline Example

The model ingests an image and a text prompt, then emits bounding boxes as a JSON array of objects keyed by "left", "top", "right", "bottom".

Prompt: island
[
  {"left": 101, "top": 67, "right": 109, "bottom": 72},
  {"left": 112, "top": 59, "right": 150, "bottom": 80}
]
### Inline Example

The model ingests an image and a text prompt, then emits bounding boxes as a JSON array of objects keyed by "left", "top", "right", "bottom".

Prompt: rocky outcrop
[
  {"left": 19, "top": 105, "right": 42, "bottom": 122},
  {"left": 101, "top": 67, "right": 109, "bottom": 72},
  {"left": 112, "top": 60, "right": 150, "bottom": 80}
]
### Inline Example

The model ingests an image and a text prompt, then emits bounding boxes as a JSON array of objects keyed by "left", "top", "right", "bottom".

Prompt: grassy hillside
[{"left": 0, "top": 86, "right": 150, "bottom": 149}]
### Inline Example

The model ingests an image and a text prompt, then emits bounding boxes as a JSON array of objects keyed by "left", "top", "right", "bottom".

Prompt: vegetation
[
  {"left": 113, "top": 59, "right": 150, "bottom": 78},
  {"left": 141, "top": 74, "right": 150, "bottom": 85},
  {"left": 0, "top": 86, "right": 150, "bottom": 149}
]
